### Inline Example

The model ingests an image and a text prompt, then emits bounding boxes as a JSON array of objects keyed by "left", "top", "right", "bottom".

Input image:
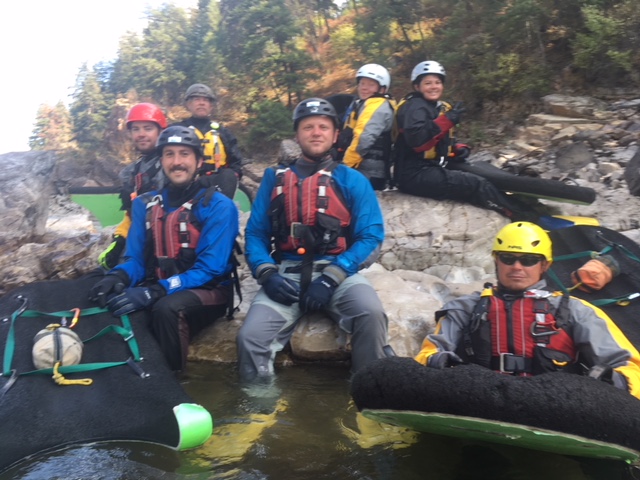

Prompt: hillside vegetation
[{"left": 29, "top": 0, "right": 640, "bottom": 164}]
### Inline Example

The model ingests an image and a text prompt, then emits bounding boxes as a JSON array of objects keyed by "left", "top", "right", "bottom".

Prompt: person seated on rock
[
  {"left": 89, "top": 126, "right": 239, "bottom": 371},
  {"left": 336, "top": 64, "right": 396, "bottom": 191},
  {"left": 394, "top": 60, "right": 537, "bottom": 221},
  {"left": 415, "top": 221, "right": 640, "bottom": 400},
  {"left": 171, "top": 83, "right": 243, "bottom": 199},
  {"left": 99, "top": 103, "right": 168, "bottom": 269},
  {"left": 237, "top": 97, "right": 388, "bottom": 382}
]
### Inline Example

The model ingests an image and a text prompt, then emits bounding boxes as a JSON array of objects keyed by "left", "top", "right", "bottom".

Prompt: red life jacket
[
  {"left": 144, "top": 194, "right": 201, "bottom": 279},
  {"left": 269, "top": 164, "right": 351, "bottom": 255},
  {"left": 463, "top": 287, "right": 577, "bottom": 376}
]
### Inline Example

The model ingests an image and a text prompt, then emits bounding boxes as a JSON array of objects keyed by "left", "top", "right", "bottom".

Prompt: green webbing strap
[
  {"left": 590, "top": 293, "right": 640, "bottom": 307},
  {"left": 546, "top": 268, "right": 569, "bottom": 294},
  {"left": 81, "top": 320, "right": 141, "bottom": 361},
  {"left": 19, "top": 306, "right": 106, "bottom": 319},
  {"left": 2, "top": 305, "right": 141, "bottom": 376},
  {"left": 3, "top": 298, "right": 29, "bottom": 376},
  {"left": 552, "top": 246, "right": 612, "bottom": 263}
]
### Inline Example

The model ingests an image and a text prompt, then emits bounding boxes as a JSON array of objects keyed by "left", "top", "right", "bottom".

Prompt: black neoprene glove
[
  {"left": 300, "top": 274, "right": 339, "bottom": 312},
  {"left": 451, "top": 143, "right": 471, "bottom": 162},
  {"left": 445, "top": 102, "right": 466, "bottom": 125},
  {"left": 106, "top": 284, "right": 166, "bottom": 316},
  {"left": 89, "top": 270, "right": 130, "bottom": 308},
  {"left": 588, "top": 364, "right": 629, "bottom": 392},
  {"left": 260, "top": 270, "right": 301, "bottom": 306},
  {"left": 427, "top": 351, "right": 463, "bottom": 369}
]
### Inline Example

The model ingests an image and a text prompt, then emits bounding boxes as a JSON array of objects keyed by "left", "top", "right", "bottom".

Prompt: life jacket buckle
[
  {"left": 499, "top": 353, "right": 527, "bottom": 374},
  {"left": 530, "top": 321, "right": 559, "bottom": 338},
  {"left": 290, "top": 222, "right": 304, "bottom": 239}
]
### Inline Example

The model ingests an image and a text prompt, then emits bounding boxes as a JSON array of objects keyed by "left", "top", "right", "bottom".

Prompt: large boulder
[{"left": 0, "top": 151, "right": 56, "bottom": 254}]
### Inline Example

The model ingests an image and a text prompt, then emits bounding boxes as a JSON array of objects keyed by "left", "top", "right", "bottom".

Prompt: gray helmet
[
  {"left": 411, "top": 61, "right": 446, "bottom": 84},
  {"left": 292, "top": 97, "right": 339, "bottom": 131},
  {"left": 184, "top": 83, "right": 216, "bottom": 102},
  {"left": 156, "top": 126, "right": 203, "bottom": 158}
]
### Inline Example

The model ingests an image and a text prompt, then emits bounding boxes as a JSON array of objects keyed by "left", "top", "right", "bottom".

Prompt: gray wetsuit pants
[{"left": 237, "top": 260, "right": 388, "bottom": 381}]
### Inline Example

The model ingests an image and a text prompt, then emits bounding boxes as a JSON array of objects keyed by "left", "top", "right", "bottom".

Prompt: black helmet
[
  {"left": 156, "top": 126, "right": 203, "bottom": 158},
  {"left": 292, "top": 97, "right": 338, "bottom": 131}
]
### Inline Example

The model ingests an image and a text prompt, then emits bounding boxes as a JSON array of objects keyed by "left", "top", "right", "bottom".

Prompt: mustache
[{"left": 169, "top": 166, "right": 188, "bottom": 172}]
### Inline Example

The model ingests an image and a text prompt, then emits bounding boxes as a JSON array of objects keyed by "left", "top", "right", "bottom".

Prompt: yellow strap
[{"left": 52, "top": 362, "right": 93, "bottom": 386}]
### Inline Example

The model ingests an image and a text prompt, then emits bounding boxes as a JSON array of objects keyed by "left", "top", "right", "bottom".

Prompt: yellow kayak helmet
[{"left": 492, "top": 222, "right": 553, "bottom": 265}]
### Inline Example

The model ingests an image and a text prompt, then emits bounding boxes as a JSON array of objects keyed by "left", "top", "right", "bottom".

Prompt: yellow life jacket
[
  {"left": 193, "top": 122, "right": 228, "bottom": 170},
  {"left": 342, "top": 95, "right": 396, "bottom": 169}
]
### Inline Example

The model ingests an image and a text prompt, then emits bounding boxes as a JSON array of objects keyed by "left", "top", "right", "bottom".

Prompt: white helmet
[
  {"left": 356, "top": 63, "right": 391, "bottom": 90},
  {"left": 411, "top": 61, "right": 446, "bottom": 84}
]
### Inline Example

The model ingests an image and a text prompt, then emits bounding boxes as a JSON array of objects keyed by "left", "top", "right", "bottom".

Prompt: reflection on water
[{"left": 3, "top": 363, "right": 640, "bottom": 480}]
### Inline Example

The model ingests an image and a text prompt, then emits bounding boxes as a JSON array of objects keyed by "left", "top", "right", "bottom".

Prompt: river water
[{"left": 2, "top": 363, "right": 639, "bottom": 480}]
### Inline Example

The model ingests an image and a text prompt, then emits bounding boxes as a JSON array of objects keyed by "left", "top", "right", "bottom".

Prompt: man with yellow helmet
[{"left": 415, "top": 221, "right": 640, "bottom": 400}]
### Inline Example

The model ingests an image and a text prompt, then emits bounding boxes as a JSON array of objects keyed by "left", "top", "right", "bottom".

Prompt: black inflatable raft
[
  {"left": 351, "top": 225, "right": 640, "bottom": 461},
  {"left": 0, "top": 271, "right": 212, "bottom": 473},
  {"left": 448, "top": 160, "right": 596, "bottom": 205}
]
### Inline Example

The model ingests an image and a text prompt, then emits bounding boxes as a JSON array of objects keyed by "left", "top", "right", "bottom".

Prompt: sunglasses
[{"left": 496, "top": 253, "right": 544, "bottom": 267}]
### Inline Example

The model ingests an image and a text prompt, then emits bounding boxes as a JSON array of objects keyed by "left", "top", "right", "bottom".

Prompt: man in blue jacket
[
  {"left": 89, "top": 125, "right": 239, "bottom": 371},
  {"left": 237, "top": 98, "right": 388, "bottom": 381}
]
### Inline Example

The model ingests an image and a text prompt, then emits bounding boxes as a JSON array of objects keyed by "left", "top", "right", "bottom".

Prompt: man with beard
[
  {"left": 90, "top": 125, "right": 239, "bottom": 371},
  {"left": 237, "top": 98, "right": 388, "bottom": 382}
]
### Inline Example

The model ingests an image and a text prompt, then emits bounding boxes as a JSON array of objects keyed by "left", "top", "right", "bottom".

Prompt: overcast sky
[{"left": 0, "top": 0, "right": 197, "bottom": 154}]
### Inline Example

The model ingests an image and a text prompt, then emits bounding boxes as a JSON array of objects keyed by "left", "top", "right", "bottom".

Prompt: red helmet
[{"left": 126, "top": 103, "right": 168, "bottom": 129}]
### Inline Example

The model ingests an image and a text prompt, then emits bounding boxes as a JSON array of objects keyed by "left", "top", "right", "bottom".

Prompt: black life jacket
[
  {"left": 458, "top": 284, "right": 577, "bottom": 376},
  {"left": 268, "top": 163, "right": 352, "bottom": 257},
  {"left": 132, "top": 155, "right": 163, "bottom": 199},
  {"left": 119, "top": 154, "right": 164, "bottom": 212},
  {"left": 394, "top": 94, "right": 454, "bottom": 160}
]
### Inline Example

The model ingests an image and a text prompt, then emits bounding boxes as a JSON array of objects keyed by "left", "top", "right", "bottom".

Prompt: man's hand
[
  {"left": 588, "top": 364, "right": 629, "bottom": 392},
  {"left": 427, "top": 351, "right": 463, "bottom": 369},
  {"left": 98, "top": 235, "right": 126, "bottom": 269},
  {"left": 261, "top": 272, "right": 301, "bottom": 306},
  {"left": 89, "top": 272, "right": 128, "bottom": 308},
  {"left": 300, "top": 274, "right": 339, "bottom": 312},
  {"left": 106, "top": 285, "right": 166, "bottom": 316}
]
